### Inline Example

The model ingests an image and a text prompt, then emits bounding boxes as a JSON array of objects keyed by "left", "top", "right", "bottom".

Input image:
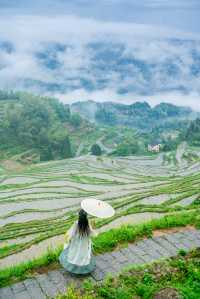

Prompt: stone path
[{"left": 1, "top": 229, "right": 200, "bottom": 299}]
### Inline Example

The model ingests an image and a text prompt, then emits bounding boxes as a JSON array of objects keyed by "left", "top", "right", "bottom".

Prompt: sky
[
  {"left": 1, "top": 0, "right": 200, "bottom": 34},
  {"left": 0, "top": 0, "right": 200, "bottom": 109}
]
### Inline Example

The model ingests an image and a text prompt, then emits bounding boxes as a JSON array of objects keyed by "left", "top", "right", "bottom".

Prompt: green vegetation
[
  {"left": 185, "top": 118, "right": 200, "bottom": 146},
  {"left": 0, "top": 210, "right": 200, "bottom": 288},
  {"left": 56, "top": 248, "right": 200, "bottom": 298},
  {"left": 162, "top": 137, "right": 180, "bottom": 152},
  {"left": 72, "top": 100, "right": 194, "bottom": 132},
  {"left": 112, "top": 139, "right": 139, "bottom": 156},
  {"left": 91, "top": 144, "right": 102, "bottom": 156},
  {"left": 1, "top": 90, "right": 199, "bottom": 162},
  {"left": 0, "top": 92, "right": 74, "bottom": 161},
  {"left": 93, "top": 210, "right": 200, "bottom": 254},
  {"left": 71, "top": 100, "right": 200, "bottom": 155},
  {"left": 0, "top": 89, "right": 200, "bottom": 165},
  {"left": 70, "top": 113, "right": 82, "bottom": 128},
  {"left": 0, "top": 91, "right": 119, "bottom": 161},
  {"left": 0, "top": 91, "right": 151, "bottom": 160},
  {"left": 1, "top": 90, "right": 200, "bottom": 295},
  {"left": 0, "top": 246, "right": 62, "bottom": 288},
  {"left": 95, "top": 108, "right": 117, "bottom": 126}
]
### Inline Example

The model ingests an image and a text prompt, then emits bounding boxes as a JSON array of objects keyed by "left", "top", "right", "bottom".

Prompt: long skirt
[{"left": 59, "top": 247, "right": 96, "bottom": 275}]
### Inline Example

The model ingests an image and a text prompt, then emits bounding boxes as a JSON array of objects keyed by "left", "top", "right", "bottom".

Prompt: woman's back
[
  {"left": 67, "top": 221, "right": 93, "bottom": 266},
  {"left": 59, "top": 210, "right": 96, "bottom": 274}
]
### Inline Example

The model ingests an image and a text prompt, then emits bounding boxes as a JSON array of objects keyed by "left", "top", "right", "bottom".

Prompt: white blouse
[{"left": 64, "top": 221, "right": 96, "bottom": 266}]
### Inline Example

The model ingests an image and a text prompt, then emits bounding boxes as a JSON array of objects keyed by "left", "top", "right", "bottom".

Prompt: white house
[{"left": 148, "top": 144, "right": 161, "bottom": 153}]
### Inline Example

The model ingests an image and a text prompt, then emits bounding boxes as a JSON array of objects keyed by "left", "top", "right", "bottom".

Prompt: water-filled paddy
[{"left": 0, "top": 148, "right": 200, "bottom": 268}]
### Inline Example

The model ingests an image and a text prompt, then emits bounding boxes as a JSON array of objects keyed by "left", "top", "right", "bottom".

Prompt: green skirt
[{"left": 59, "top": 248, "right": 96, "bottom": 275}]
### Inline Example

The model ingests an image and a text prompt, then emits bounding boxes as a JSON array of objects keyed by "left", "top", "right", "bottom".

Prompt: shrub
[{"left": 91, "top": 144, "right": 102, "bottom": 156}]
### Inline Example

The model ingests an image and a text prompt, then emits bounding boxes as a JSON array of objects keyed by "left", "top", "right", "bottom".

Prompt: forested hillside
[
  {"left": 71, "top": 100, "right": 196, "bottom": 131},
  {"left": 0, "top": 91, "right": 200, "bottom": 163},
  {"left": 0, "top": 92, "right": 142, "bottom": 161},
  {"left": 0, "top": 91, "right": 87, "bottom": 161},
  {"left": 0, "top": 91, "right": 135, "bottom": 162}
]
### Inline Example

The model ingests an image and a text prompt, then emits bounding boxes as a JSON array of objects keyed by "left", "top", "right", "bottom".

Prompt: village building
[{"left": 148, "top": 144, "right": 162, "bottom": 152}]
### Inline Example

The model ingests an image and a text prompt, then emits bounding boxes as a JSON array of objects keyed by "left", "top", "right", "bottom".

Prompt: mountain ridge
[{"left": 71, "top": 100, "right": 196, "bottom": 131}]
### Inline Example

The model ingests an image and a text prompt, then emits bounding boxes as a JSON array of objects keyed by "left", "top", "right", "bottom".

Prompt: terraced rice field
[{"left": 0, "top": 144, "right": 200, "bottom": 269}]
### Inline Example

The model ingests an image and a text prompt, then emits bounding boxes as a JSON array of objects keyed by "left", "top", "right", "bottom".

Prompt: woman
[{"left": 59, "top": 209, "right": 96, "bottom": 275}]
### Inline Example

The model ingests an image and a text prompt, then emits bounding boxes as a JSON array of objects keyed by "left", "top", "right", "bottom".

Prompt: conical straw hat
[{"left": 81, "top": 198, "right": 115, "bottom": 219}]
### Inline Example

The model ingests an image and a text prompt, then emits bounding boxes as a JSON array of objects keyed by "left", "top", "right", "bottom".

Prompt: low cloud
[{"left": 0, "top": 15, "right": 199, "bottom": 109}]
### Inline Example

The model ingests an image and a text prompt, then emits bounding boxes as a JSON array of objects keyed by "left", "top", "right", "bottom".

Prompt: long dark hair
[{"left": 77, "top": 209, "right": 90, "bottom": 237}]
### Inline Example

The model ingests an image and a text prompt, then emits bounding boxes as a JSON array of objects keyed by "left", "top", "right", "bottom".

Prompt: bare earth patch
[
  {"left": 1, "top": 160, "right": 24, "bottom": 172},
  {"left": 153, "top": 287, "right": 182, "bottom": 299},
  {"left": 153, "top": 225, "right": 195, "bottom": 237}
]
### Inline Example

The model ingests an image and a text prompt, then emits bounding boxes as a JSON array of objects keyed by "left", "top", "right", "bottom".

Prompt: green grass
[
  {"left": 0, "top": 145, "right": 28, "bottom": 161},
  {"left": 0, "top": 210, "right": 200, "bottom": 288},
  {"left": 93, "top": 209, "right": 200, "bottom": 254},
  {"left": 67, "top": 175, "right": 126, "bottom": 185},
  {"left": 56, "top": 248, "right": 200, "bottom": 298},
  {"left": 0, "top": 246, "right": 62, "bottom": 288},
  {"left": 0, "top": 214, "right": 76, "bottom": 258},
  {"left": 0, "top": 244, "right": 19, "bottom": 257}
]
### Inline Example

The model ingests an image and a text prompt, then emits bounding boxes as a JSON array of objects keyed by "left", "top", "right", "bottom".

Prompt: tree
[
  {"left": 185, "top": 118, "right": 200, "bottom": 146},
  {"left": 91, "top": 144, "right": 102, "bottom": 156},
  {"left": 48, "top": 98, "right": 70, "bottom": 122},
  {"left": 70, "top": 113, "right": 82, "bottom": 127},
  {"left": 49, "top": 126, "right": 72, "bottom": 159},
  {"left": 112, "top": 140, "right": 139, "bottom": 156},
  {"left": 40, "top": 146, "right": 53, "bottom": 161},
  {"left": 162, "top": 137, "right": 179, "bottom": 152}
]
